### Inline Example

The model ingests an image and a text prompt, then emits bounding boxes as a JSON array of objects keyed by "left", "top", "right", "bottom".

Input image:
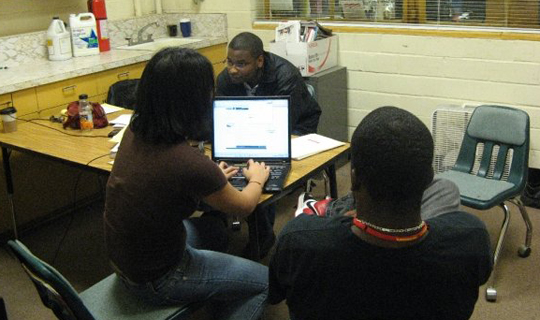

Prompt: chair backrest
[
  {"left": 7, "top": 240, "right": 96, "bottom": 320},
  {"left": 106, "top": 79, "right": 139, "bottom": 110},
  {"left": 453, "top": 105, "right": 530, "bottom": 190}
]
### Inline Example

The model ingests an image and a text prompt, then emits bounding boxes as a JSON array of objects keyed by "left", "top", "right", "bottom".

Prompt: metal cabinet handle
[
  {"left": 62, "top": 85, "right": 77, "bottom": 92},
  {"left": 117, "top": 72, "right": 130, "bottom": 79}
]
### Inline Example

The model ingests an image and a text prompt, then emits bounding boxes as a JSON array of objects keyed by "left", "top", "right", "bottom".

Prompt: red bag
[{"left": 63, "top": 101, "right": 109, "bottom": 129}]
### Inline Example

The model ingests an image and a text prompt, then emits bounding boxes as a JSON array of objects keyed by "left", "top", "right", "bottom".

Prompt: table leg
[
  {"left": 1, "top": 147, "right": 17, "bottom": 239},
  {"left": 247, "top": 207, "right": 261, "bottom": 261},
  {"left": 327, "top": 163, "right": 338, "bottom": 199},
  {"left": 0, "top": 296, "right": 7, "bottom": 320}
]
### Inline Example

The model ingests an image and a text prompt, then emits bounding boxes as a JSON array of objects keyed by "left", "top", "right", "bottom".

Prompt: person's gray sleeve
[
  {"left": 325, "top": 192, "right": 355, "bottom": 217},
  {"left": 420, "top": 176, "right": 461, "bottom": 220},
  {"left": 324, "top": 177, "right": 460, "bottom": 219}
]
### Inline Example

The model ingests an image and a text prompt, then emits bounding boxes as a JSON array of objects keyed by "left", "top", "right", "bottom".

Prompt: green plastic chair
[
  {"left": 436, "top": 105, "right": 533, "bottom": 302},
  {"left": 7, "top": 240, "right": 201, "bottom": 320}
]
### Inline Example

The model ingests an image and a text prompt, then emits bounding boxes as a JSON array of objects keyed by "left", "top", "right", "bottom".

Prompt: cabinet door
[
  {"left": 0, "top": 93, "right": 11, "bottom": 108},
  {"left": 96, "top": 62, "right": 146, "bottom": 96},
  {"left": 12, "top": 88, "right": 38, "bottom": 117},
  {"left": 198, "top": 44, "right": 227, "bottom": 77},
  {"left": 0, "top": 90, "right": 39, "bottom": 131},
  {"left": 36, "top": 74, "right": 98, "bottom": 111}
]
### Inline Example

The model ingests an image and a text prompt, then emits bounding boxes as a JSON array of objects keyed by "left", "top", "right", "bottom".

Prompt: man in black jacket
[
  {"left": 216, "top": 32, "right": 322, "bottom": 259},
  {"left": 216, "top": 32, "right": 321, "bottom": 136}
]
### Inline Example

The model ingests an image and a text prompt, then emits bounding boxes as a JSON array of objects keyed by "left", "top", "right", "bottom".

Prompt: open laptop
[{"left": 212, "top": 96, "right": 291, "bottom": 193}]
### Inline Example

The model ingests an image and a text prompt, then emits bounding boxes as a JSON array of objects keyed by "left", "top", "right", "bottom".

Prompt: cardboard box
[{"left": 269, "top": 35, "right": 338, "bottom": 77}]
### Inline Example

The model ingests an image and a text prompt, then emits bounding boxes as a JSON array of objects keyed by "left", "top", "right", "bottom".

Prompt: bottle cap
[
  {"left": 79, "top": 94, "right": 88, "bottom": 99},
  {"left": 53, "top": 16, "right": 59, "bottom": 20}
]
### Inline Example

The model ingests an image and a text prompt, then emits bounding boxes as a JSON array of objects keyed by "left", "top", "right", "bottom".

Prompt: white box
[{"left": 269, "top": 35, "right": 338, "bottom": 76}]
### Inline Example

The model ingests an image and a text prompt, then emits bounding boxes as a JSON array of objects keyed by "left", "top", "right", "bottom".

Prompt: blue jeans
[{"left": 121, "top": 217, "right": 269, "bottom": 320}]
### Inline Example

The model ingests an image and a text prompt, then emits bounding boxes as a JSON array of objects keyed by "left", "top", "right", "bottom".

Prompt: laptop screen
[{"left": 212, "top": 96, "right": 291, "bottom": 161}]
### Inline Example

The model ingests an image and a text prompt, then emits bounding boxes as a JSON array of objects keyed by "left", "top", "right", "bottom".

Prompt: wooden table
[{"left": 0, "top": 111, "right": 350, "bottom": 258}]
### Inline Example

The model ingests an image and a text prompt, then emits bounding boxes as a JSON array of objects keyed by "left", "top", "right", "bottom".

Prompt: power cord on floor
[{"left": 51, "top": 153, "right": 110, "bottom": 265}]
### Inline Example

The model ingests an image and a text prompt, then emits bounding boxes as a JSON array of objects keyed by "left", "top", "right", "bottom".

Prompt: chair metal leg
[
  {"left": 509, "top": 197, "right": 533, "bottom": 257},
  {"left": 7, "top": 194, "right": 17, "bottom": 239},
  {"left": 485, "top": 202, "right": 511, "bottom": 302},
  {"left": 305, "top": 179, "right": 315, "bottom": 194},
  {"left": 322, "top": 169, "right": 330, "bottom": 197},
  {"left": 304, "top": 169, "right": 330, "bottom": 197}
]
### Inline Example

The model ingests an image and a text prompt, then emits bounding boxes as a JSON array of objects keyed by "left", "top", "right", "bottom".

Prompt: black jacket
[{"left": 216, "top": 52, "right": 321, "bottom": 136}]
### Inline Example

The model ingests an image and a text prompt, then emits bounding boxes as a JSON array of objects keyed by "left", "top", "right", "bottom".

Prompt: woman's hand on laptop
[
  {"left": 243, "top": 159, "right": 270, "bottom": 185},
  {"left": 218, "top": 161, "right": 239, "bottom": 179}
]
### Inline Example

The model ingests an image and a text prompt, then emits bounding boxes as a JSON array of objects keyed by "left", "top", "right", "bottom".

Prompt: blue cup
[{"left": 180, "top": 19, "right": 191, "bottom": 37}]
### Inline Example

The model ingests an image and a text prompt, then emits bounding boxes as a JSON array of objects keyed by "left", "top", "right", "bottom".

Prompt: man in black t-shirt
[{"left": 269, "top": 106, "right": 493, "bottom": 320}]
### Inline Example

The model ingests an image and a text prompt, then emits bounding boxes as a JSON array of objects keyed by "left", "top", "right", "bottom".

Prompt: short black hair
[
  {"left": 131, "top": 47, "right": 214, "bottom": 143},
  {"left": 351, "top": 106, "right": 434, "bottom": 208},
  {"left": 228, "top": 32, "right": 264, "bottom": 59}
]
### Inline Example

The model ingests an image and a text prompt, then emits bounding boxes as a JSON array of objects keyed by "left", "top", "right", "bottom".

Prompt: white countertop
[{"left": 0, "top": 37, "right": 226, "bottom": 96}]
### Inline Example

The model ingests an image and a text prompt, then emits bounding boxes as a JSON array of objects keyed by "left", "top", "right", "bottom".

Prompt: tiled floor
[{"left": 1, "top": 162, "right": 540, "bottom": 319}]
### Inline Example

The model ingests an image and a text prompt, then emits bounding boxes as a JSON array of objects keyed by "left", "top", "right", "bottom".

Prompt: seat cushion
[
  {"left": 436, "top": 171, "right": 515, "bottom": 207},
  {"left": 80, "top": 274, "right": 194, "bottom": 320}
]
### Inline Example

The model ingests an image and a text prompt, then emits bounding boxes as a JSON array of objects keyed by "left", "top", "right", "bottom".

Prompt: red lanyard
[{"left": 352, "top": 218, "right": 428, "bottom": 242}]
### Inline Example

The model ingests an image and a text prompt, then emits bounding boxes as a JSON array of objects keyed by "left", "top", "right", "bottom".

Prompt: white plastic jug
[
  {"left": 69, "top": 13, "right": 100, "bottom": 57},
  {"left": 46, "top": 17, "right": 72, "bottom": 61}
]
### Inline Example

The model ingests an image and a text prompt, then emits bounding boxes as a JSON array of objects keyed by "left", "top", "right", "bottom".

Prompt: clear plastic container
[{"left": 78, "top": 94, "right": 94, "bottom": 130}]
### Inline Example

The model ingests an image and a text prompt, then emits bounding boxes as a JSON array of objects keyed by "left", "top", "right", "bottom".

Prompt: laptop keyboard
[{"left": 229, "top": 164, "right": 289, "bottom": 193}]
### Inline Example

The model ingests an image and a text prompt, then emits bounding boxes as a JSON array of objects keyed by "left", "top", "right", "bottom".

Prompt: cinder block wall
[{"left": 340, "top": 33, "right": 540, "bottom": 170}]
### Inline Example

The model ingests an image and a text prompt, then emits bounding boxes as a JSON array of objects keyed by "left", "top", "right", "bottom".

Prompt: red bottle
[{"left": 88, "top": 0, "right": 110, "bottom": 52}]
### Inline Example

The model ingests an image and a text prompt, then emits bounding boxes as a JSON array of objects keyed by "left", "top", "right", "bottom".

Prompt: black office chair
[
  {"left": 106, "top": 79, "right": 139, "bottom": 110},
  {"left": 8, "top": 240, "right": 200, "bottom": 320},
  {"left": 436, "top": 105, "right": 533, "bottom": 302}
]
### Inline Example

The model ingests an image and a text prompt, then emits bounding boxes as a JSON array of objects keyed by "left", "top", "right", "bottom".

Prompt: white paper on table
[
  {"left": 291, "top": 134, "right": 345, "bottom": 160},
  {"left": 101, "top": 103, "right": 125, "bottom": 114},
  {"left": 109, "top": 114, "right": 132, "bottom": 127},
  {"left": 111, "top": 142, "right": 120, "bottom": 153}
]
